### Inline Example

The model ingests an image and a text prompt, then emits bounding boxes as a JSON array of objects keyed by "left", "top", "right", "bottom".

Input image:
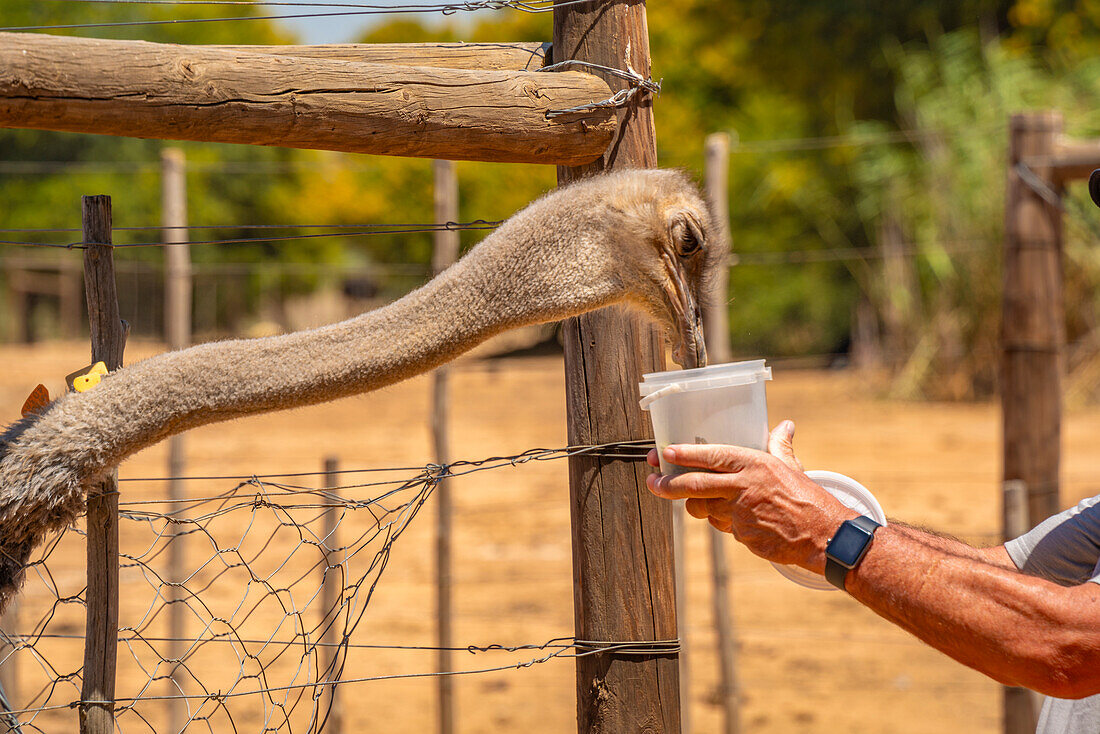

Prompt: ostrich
[{"left": 0, "top": 168, "right": 717, "bottom": 609}]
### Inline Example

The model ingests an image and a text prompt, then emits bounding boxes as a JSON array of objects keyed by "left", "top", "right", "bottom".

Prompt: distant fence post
[
  {"left": 0, "top": 598, "right": 18, "bottom": 722},
  {"left": 161, "top": 146, "right": 192, "bottom": 734},
  {"left": 80, "top": 194, "right": 126, "bottom": 734},
  {"left": 703, "top": 131, "right": 741, "bottom": 734},
  {"left": 431, "top": 158, "right": 460, "bottom": 734},
  {"left": 1002, "top": 110, "right": 1063, "bottom": 734},
  {"left": 319, "top": 457, "right": 344, "bottom": 734}
]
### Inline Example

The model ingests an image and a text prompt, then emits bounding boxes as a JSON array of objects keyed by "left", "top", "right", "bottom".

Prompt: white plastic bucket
[{"left": 639, "top": 360, "right": 772, "bottom": 475}]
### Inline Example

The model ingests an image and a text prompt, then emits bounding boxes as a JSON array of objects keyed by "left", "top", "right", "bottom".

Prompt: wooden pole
[
  {"left": 672, "top": 503, "right": 690, "bottom": 734},
  {"left": 431, "top": 159, "right": 460, "bottom": 734},
  {"left": 1003, "top": 111, "right": 1063, "bottom": 531},
  {"left": 703, "top": 133, "right": 732, "bottom": 366},
  {"left": 0, "top": 33, "right": 615, "bottom": 166},
  {"left": 553, "top": 3, "right": 680, "bottom": 732},
  {"left": 319, "top": 457, "right": 344, "bottom": 734},
  {"left": 1002, "top": 480, "right": 1045, "bottom": 721},
  {"left": 1002, "top": 111, "right": 1063, "bottom": 734},
  {"left": 80, "top": 194, "right": 126, "bottom": 734},
  {"left": 703, "top": 132, "right": 741, "bottom": 734},
  {"left": 161, "top": 147, "right": 191, "bottom": 734},
  {"left": 0, "top": 598, "right": 18, "bottom": 724}
]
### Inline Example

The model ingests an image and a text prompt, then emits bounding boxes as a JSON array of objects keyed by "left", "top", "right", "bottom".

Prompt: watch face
[{"left": 828, "top": 522, "right": 874, "bottom": 568}]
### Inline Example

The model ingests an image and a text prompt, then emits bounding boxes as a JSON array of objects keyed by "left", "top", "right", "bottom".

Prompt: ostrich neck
[{"left": 39, "top": 226, "right": 611, "bottom": 476}]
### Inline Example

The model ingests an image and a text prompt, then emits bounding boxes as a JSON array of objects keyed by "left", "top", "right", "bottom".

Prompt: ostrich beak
[{"left": 661, "top": 253, "right": 708, "bottom": 369}]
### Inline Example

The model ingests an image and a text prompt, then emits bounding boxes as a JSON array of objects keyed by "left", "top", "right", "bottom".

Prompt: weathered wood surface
[
  {"left": 209, "top": 42, "right": 550, "bottom": 70},
  {"left": 1002, "top": 111, "right": 1062, "bottom": 734},
  {"left": 320, "top": 457, "right": 344, "bottom": 734},
  {"left": 1003, "top": 111, "right": 1063, "bottom": 528},
  {"left": 80, "top": 195, "right": 125, "bottom": 734},
  {"left": 1048, "top": 138, "right": 1100, "bottom": 183},
  {"left": 0, "top": 33, "right": 613, "bottom": 165},
  {"left": 431, "top": 158, "right": 459, "bottom": 734},
  {"left": 554, "top": 1, "right": 681, "bottom": 732}
]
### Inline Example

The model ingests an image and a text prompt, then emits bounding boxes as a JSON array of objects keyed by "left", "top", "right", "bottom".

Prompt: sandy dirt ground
[{"left": 3, "top": 340, "right": 1100, "bottom": 733}]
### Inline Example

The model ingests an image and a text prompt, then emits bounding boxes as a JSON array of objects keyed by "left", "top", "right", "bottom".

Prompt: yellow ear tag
[{"left": 73, "top": 362, "right": 108, "bottom": 393}]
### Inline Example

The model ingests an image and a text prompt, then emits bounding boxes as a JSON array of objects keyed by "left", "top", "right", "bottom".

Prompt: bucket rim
[{"left": 639, "top": 359, "right": 772, "bottom": 395}]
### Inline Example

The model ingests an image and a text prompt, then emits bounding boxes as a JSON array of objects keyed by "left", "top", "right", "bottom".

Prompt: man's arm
[
  {"left": 845, "top": 523, "right": 1100, "bottom": 698},
  {"left": 645, "top": 425, "right": 1100, "bottom": 699},
  {"left": 889, "top": 522, "right": 1016, "bottom": 570}
]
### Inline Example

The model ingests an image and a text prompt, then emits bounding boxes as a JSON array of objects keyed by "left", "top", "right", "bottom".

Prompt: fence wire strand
[
  {"left": 0, "top": 221, "right": 502, "bottom": 250},
  {"left": 1, "top": 0, "right": 592, "bottom": 31},
  {"left": 0, "top": 439, "right": 655, "bottom": 731}
]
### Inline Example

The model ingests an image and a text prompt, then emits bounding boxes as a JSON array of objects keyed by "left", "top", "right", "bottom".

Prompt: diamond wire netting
[{"left": 0, "top": 441, "right": 652, "bottom": 732}]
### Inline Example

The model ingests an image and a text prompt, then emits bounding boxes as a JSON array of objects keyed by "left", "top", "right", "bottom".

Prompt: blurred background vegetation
[{"left": 3, "top": 0, "right": 1100, "bottom": 401}]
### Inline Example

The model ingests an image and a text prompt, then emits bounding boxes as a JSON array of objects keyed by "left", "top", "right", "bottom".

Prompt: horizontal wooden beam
[
  {"left": 1046, "top": 138, "right": 1100, "bottom": 183},
  {"left": 208, "top": 42, "right": 550, "bottom": 70},
  {"left": 0, "top": 33, "right": 613, "bottom": 165}
]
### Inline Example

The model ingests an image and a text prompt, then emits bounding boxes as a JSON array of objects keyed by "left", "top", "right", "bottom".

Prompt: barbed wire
[
  {"left": 727, "top": 121, "right": 1004, "bottom": 155},
  {"left": 0, "top": 221, "right": 502, "bottom": 250},
  {"left": 0, "top": 160, "right": 405, "bottom": 175},
  {"left": 0, "top": 221, "right": 502, "bottom": 234},
  {"left": 1, "top": 0, "right": 590, "bottom": 31},
  {"left": 537, "top": 59, "right": 660, "bottom": 118}
]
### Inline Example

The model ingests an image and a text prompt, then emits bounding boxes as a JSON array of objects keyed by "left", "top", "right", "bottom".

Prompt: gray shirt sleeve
[{"left": 1005, "top": 494, "right": 1100, "bottom": 586}]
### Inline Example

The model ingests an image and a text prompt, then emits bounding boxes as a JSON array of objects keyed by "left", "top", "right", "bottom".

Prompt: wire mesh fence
[{"left": 0, "top": 442, "right": 655, "bottom": 732}]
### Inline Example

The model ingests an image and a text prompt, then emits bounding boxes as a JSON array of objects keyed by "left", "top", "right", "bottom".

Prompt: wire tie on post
[
  {"left": 572, "top": 638, "right": 681, "bottom": 656},
  {"left": 537, "top": 59, "right": 661, "bottom": 119},
  {"left": 1014, "top": 162, "right": 1063, "bottom": 210}
]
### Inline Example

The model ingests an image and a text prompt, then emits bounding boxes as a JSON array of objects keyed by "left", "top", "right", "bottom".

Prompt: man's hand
[{"left": 645, "top": 421, "right": 856, "bottom": 573}]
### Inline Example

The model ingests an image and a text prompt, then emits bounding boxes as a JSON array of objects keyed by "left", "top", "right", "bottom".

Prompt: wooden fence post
[
  {"left": 431, "top": 158, "right": 460, "bottom": 734},
  {"left": 671, "top": 502, "right": 691, "bottom": 734},
  {"left": 161, "top": 147, "right": 191, "bottom": 734},
  {"left": 80, "top": 194, "right": 126, "bottom": 734},
  {"left": 0, "top": 598, "right": 18, "bottom": 723},
  {"left": 703, "top": 132, "right": 741, "bottom": 734},
  {"left": 319, "top": 457, "right": 344, "bottom": 734},
  {"left": 1002, "top": 110, "right": 1063, "bottom": 734},
  {"left": 553, "top": 3, "right": 681, "bottom": 732}
]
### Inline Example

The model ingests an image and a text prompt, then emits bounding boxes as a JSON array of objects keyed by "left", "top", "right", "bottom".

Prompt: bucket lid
[{"left": 638, "top": 360, "right": 771, "bottom": 409}]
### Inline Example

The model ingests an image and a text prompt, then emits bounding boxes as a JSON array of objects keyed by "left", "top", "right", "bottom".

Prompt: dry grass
[{"left": 2, "top": 341, "right": 1099, "bottom": 733}]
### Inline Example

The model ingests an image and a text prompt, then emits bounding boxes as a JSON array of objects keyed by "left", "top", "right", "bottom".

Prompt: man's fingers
[
  {"left": 661, "top": 443, "right": 759, "bottom": 473},
  {"left": 767, "top": 420, "right": 803, "bottom": 471},
  {"left": 646, "top": 448, "right": 660, "bottom": 468},
  {"left": 708, "top": 516, "right": 733, "bottom": 533},
  {"left": 685, "top": 498, "right": 710, "bottom": 519},
  {"left": 646, "top": 470, "right": 739, "bottom": 500}
]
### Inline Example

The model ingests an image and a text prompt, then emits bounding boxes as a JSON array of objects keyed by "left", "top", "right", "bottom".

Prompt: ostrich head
[
  {"left": 606, "top": 168, "right": 715, "bottom": 368},
  {"left": 510, "top": 167, "right": 717, "bottom": 368}
]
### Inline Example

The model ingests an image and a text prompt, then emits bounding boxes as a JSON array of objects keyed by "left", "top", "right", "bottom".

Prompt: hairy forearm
[
  {"left": 889, "top": 521, "right": 1016, "bottom": 569},
  {"left": 845, "top": 526, "right": 1100, "bottom": 697}
]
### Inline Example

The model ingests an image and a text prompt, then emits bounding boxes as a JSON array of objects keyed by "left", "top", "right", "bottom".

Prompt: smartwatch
[{"left": 824, "top": 515, "right": 881, "bottom": 591}]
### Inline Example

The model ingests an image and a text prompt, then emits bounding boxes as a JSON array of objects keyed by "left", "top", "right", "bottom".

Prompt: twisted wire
[
  {"left": 0, "top": 0, "right": 593, "bottom": 31},
  {"left": 0, "top": 439, "right": 655, "bottom": 730}
]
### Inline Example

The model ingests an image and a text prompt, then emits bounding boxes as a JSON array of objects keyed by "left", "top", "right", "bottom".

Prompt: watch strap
[
  {"left": 824, "top": 555, "right": 850, "bottom": 590},
  {"left": 824, "top": 515, "right": 881, "bottom": 591}
]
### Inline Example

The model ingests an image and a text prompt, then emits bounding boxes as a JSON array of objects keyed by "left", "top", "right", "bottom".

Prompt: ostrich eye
[{"left": 671, "top": 217, "right": 703, "bottom": 257}]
